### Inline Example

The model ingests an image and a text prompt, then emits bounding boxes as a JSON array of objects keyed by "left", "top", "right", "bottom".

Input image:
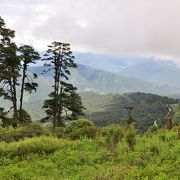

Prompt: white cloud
[{"left": 1, "top": 0, "right": 180, "bottom": 62}]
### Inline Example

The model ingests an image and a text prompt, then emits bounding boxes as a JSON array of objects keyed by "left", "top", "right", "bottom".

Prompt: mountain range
[
  {"left": 121, "top": 60, "right": 180, "bottom": 88},
  {"left": 29, "top": 64, "right": 180, "bottom": 95},
  {"left": 74, "top": 52, "right": 180, "bottom": 91}
]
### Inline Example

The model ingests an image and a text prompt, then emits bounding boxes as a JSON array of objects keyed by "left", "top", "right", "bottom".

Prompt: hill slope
[
  {"left": 1, "top": 91, "right": 177, "bottom": 131},
  {"left": 81, "top": 92, "right": 176, "bottom": 131},
  {"left": 21, "top": 92, "right": 177, "bottom": 132},
  {"left": 121, "top": 60, "right": 180, "bottom": 88},
  {"left": 29, "top": 64, "right": 180, "bottom": 95},
  {"left": 74, "top": 53, "right": 180, "bottom": 90},
  {"left": 0, "top": 128, "right": 179, "bottom": 179}
]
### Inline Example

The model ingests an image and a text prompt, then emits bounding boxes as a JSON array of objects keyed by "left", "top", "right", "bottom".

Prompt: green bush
[
  {"left": 126, "top": 126, "right": 137, "bottom": 150},
  {"left": 177, "top": 125, "right": 180, "bottom": 139},
  {"left": 102, "top": 124, "right": 125, "bottom": 136},
  {"left": 17, "top": 109, "right": 32, "bottom": 123},
  {"left": 28, "top": 123, "right": 50, "bottom": 136},
  {"left": 150, "top": 144, "right": 159, "bottom": 155},
  {"left": 68, "top": 126, "right": 98, "bottom": 140},
  {"left": 0, "top": 127, "right": 8, "bottom": 142},
  {"left": 53, "top": 127, "right": 66, "bottom": 138},
  {"left": 146, "top": 125, "right": 158, "bottom": 136},
  {"left": 0, "top": 136, "right": 64, "bottom": 158},
  {"left": 102, "top": 124, "right": 124, "bottom": 154},
  {"left": 0, "top": 124, "right": 51, "bottom": 142},
  {"left": 65, "top": 119, "right": 93, "bottom": 133},
  {"left": 65, "top": 119, "right": 98, "bottom": 140}
]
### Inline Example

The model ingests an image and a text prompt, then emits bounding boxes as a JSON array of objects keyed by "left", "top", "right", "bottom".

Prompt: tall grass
[{"left": 0, "top": 124, "right": 179, "bottom": 179}]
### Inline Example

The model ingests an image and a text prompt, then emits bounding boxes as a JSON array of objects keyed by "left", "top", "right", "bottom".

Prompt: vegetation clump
[
  {"left": 102, "top": 124, "right": 124, "bottom": 154},
  {"left": 65, "top": 119, "right": 98, "bottom": 139},
  {"left": 0, "top": 124, "right": 50, "bottom": 142},
  {"left": 125, "top": 125, "right": 137, "bottom": 150}
]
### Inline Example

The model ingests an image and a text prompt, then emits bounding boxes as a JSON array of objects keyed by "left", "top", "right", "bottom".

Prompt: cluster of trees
[{"left": 0, "top": 16, "right": 85, "bottom": 128}]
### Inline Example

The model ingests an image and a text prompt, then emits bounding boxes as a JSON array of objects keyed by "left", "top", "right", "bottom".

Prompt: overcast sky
[{"left": 1, "top": 0, "right": 180, "bottom": 62}]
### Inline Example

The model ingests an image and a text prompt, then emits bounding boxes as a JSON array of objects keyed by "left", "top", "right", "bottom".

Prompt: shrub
[
  {"left": 177, "top": 125, "right": 180, "bottom": 139},
  {"left": 102, "top": 124, "right": 125, "bottom": 136},
  {"left": 147, "top": 125, "right": 158, "bottom": 134},
  {"left": 53, "top": 127, "right": 66, "bottom": 138},
  {"left": 0, "top": 124, "right": 51, "bottom": 142},
  {"left": 28, "top": 123, "right": 50, "bottom": 136},
  {"left": 17, "top": 109, "right": 32, "bottom": 123},
  {"left": 65, "top": 119, "right": 93, "bottom": 133},
  {"left": 102, "top": 124, "right": 124, "bottom": 154},
  {"left": 158, "top": 134, "right": 166, "bottom": 141},
  {"left": 0, "top": 127, "right": 8, "bottom": 142},
  {"left": 126, "top": 126, "right": 136, "bottom": 150},
  {"left": 68, "top": 126, "right": 98, "bottom": 140},
  {"left": 65, "top": 119, "right": 98, "bottom": 140},
  {"left": 146, "top": 125, "right": 158, "bottom": 138},
  {"left": 0, "top": 136, "right": 63, "bottom": 158},
  {"left": 150, "top": 144, "right": 159, "bottom": 155}
]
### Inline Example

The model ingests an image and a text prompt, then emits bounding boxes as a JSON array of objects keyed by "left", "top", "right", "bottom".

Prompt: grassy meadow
[{"left": 0, "top": 122, "right": 179, "bottom": 179}]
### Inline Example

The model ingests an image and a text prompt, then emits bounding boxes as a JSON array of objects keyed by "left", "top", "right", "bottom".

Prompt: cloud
[{"left": 1, "top": 0, "right": 180, "bottom": 62}]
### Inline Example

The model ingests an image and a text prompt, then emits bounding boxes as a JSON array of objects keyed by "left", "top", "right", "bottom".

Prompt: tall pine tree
[
  {"left": 0, "top": 16, "right": 20, "bottom": 122},
  {"left": 18, "top": 45, "right": 40, "bottom": 122},
  {"left": 42, "top": 42, "right": 85, "bottom": 128}
]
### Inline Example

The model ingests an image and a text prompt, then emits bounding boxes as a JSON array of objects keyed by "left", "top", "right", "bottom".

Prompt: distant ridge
[
  {"left": 121, "top": 60, "right": 180, "bottom": 88},
  {"left": 80, "top": 92, "right": 176, "bottom": 132},
  {"left": 29, "top": 64, "right": 180, "bottom": 95}
]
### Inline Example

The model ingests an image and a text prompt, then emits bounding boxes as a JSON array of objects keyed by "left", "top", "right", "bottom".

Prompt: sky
[{"left": 1, "top": 0, "right": 180, "bottom": 62}]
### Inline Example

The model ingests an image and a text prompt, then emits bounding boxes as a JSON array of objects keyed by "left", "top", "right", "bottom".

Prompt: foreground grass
[{"left": 0, "top": 128, "right": 179, "bottom": 179}]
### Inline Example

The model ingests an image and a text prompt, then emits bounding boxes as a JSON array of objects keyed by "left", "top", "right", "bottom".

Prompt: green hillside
[
  {"left": 4, "top": 92, "right": 177, "bottom": 132},
  {"left": 16, "top": 92, "right": 178, "bottom": 132},
  {"left": 81, "top": 92, "right": 177, "bottom": 131},
  {"left": 1, "top": 90, "right": 177, "bottom": 132},
  {"left": 0, "top": 125, "right": 179, "bottom": 179}
]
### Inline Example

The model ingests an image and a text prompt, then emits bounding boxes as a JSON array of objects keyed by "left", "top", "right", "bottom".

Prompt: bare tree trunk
[
  {"left": 57, "top": 55, "right": 63, "bottom": 127},
  {"left": 53, "top": 60, "right": 58, "bottom": 129},
  {"left": 9, "top": 76, "right": 18, "bottom": 122},
  {"left": 57, "top": 85, "right": 63, "bottom": 126},
  {"left": 19, "top": 63, "right": 26, "bottom": 122},
  {"left": 12, "top": 77, "right": 18, "bottom": 116}
]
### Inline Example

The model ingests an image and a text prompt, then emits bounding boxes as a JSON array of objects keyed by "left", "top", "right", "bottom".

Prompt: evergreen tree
[
  {"left": 42, "top": 42, "right": 85, "bottom": 128},
  {"left": 18, "top": 45, "right": 40, "bottom": 122},
  {"left": 0, "top": 16, "right": 20, "bottom": 121},
  {"left": 61, "top": 81, "right": 85, "bottom": 120}
]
